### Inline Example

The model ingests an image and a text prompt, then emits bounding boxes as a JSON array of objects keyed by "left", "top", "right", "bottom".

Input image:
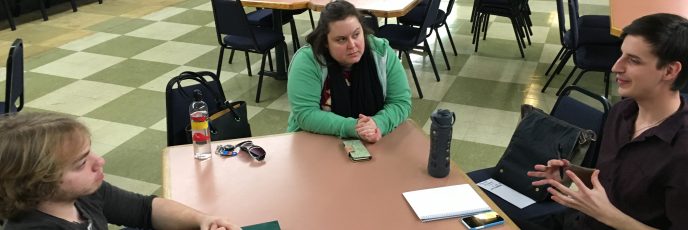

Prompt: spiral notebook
[{"left": 403, "top": 184, "right": 491, "bottom": 222}]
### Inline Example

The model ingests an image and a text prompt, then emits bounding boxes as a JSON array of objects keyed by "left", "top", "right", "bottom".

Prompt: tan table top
[
  {"left": 162, "top": 121, "right": 518, "bottom": 229},
  {"left": 610, "top": 0, "right": 688, "bottom": 36},
  {"left": 309, "top": 0, "right": 421, "bottom": 18},
  {"left": 241, "top": 0, "right": 310, "bottom": 10}
]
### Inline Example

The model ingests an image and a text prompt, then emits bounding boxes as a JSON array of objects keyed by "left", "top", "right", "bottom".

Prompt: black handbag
[
  {"left": 166, "top": 71, "right": 251, "bottom": 145},
  {"left": 493, "top": 104, "right": 596, "bottom": 201}
]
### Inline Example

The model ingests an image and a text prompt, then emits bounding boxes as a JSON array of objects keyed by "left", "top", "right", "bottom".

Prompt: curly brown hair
[{"left": 0, "top": 112, "right": 89, "bottom": 219}]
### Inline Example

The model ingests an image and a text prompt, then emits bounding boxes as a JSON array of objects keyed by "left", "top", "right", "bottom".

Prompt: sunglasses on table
[{"left": 215, "top": 140, "right": 266, "bottom": 161}]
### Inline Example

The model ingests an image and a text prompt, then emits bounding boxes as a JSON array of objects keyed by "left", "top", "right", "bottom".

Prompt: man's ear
[{"left": 663, "top": 61, "right": 682, "bottom": 82}]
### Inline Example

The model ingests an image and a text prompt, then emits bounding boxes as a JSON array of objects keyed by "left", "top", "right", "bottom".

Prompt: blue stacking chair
[
  {"left": 541, "top": 0, "right": 620, "bottom": 93},
  {"left": 471, "top": 0, "right": 532, "bottom": 58},
  {"left": 1, "top": 39, "right": 24, "bottom": 114},
  {"left": 552, "top": 0, "right": 621, "bottom": 97},
  {"left": 210, "top": 0, "right": 288, "bottom": 103},
  {"left": 375, "top": 0, "right": 442, "bottom": 99},
  {"left": 468, "top": 85, "right": 611, "bottom": 224},
  {"left": 397, "top": 0, "right": 458, "bottom": 71}
]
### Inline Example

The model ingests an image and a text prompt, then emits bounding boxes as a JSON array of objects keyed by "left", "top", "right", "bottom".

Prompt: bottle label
[
  {"left": 193, "top": 132, "right": 210, "bottom": 142},
  {"left": 191, "top": 120, "right": 208, "bottom": 130},
  {"left": 191, "top": 116, "right": 207, "bottom": 122}
]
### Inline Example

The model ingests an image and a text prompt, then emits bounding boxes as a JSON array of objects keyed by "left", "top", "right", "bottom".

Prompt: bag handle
[{"left": 173, "top": 71, "right": 225, "bottom": 108}]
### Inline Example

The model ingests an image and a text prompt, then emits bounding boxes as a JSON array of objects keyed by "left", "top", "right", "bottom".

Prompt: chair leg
[
  {"left": 267, "top": 51, "right": 274, "bottom": 72},
  {"left": 473, "top": 14, "right": 482, "bottom": 52},
  {"left": 424, "top": 40, "right": 441, "bottom": 82},
  {"left": 541, "top": 50, "right": 572, "bottom": 93},
  {"left": 404, "top": 51, "right": 423, "bottom": 99},
  {"left": 571, "top": 69, "right": 588, "bottom": 86},
  {"left": 39, "top": 0, "right": 48, "bottom": 21},
  {"left": 283, "top": 41, "right": 290, "bottom": 70},
  {"left": 444, "top": 23, "right": 458, "bottom": 56},
  {"left": 434, "top": 27, "right": 451, "bottom": 71},
  {"left": 545, "top": 47, "right": 565, "bottom": 76},
  {"left": 256, "top": 53, "right": 268, "bottom": 103},
  {"left": 3, "top": 0, "right": 16, "bottom": 30},
  {"left": 556, "top": 67, "right": 578, "bottom": 96},
  {"left": 70, "top": 0, "right": 77, "bottom": 12},
  {"left": 307, "top": 9, "right": 315, "bottom": 29},
  {"left": 509, "top": 18, "right": 525, "bottom": 58},
  {"left": 99, "top": 0, "right": 103, "bottom": 3},
  {"left": 290, "top": 20, "right": 300, "bottom": 53},
  {"left": 216, "top": 48, "right": 226, "bottom": 79},
  {"left": 228, "top": 50, "right": 235, "bottom": 64},
  {"left": 603, "top": 72, "right": 610, "bottom": 98},
  {"left": 244, "top": 51, "right": 252, "bottom": 76}
]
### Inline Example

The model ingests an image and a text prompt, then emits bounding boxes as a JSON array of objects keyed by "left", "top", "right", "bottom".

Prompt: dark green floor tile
[
  {"left": 173, "top": 27, "right": 219, "bottom": 46},
  {"left": 84, "top": 36, "right": 165, "bottom": 58},
  {"left": 248, "top": 108, "right": 291, "bottom": 136},
  {"left": 475, "top": 38, "right": 545, "bottom": 62},
  {"left": 186, "top": 48, "right": 265, "bottom": 73},
  {"left": 409, "top": 98, "right": 440, "bottom": 126},
  {"left": 451, "top": 139, "right": 505, "bottom": 173},
  {"left": 164, "top": 9, "right": 214, "bottom": 26},
  {"left": 494, "top": 12, "right": 552, "bottom": 27},
  {"left": 87, "top": 17, "right": 155, "bottom": 35},
  {"left": 238, "top": 77, "right": 287, "bottom": 106},
  {"left": 103, "top": 129, "right": 166, "bottom": 184},
  {"left": 25, "top": 48, "right": 76, "bottom": 70},
  {"left": 85, "top": 89, "right": 165, "bottom": 127},
  {"left": 24, "top": 72, "right": 76, "bottom": 101},
  {"left": 443, "top": 77, "right": 527, "bottom": 112},
  {"left": 85, "top": 59, "right": 177, "bottom": 87},
  {"left": 546, "top": 25, "right": 562, "bottom": 44}
]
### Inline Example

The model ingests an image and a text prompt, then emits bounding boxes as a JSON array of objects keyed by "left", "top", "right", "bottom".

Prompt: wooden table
[
  {"left": 162, "top": 121, "right": 518, "bottom": 229},
  {"left": 610, "top": 0, "right": 688, "bottom": 36},
  {"left": 309, "top": 0, "right": 421, "bottom": 18}
]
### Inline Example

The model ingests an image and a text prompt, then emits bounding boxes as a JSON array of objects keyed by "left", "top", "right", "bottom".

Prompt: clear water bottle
[
  {"left": 428, "top": 109, "right": 455, "bottom": 178},
  {"left": 189, "top": 89, "right": 212, "bottom": 160}
]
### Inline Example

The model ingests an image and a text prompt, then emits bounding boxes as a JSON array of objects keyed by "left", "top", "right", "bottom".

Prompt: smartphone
[
  {"left": 461, "top": 211, "right": 504, "bottom": 230},
  {"left": 342, "top": 139, "right": 372, "bottom": 162}
]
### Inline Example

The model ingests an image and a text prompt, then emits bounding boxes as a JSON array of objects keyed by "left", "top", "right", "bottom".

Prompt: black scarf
[{"left": 326, "top": 47, "right": 384, "bottom": 118}]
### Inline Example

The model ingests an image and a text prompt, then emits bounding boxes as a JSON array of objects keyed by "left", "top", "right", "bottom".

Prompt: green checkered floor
[{"left": 0, "top": 0, "right": 618, "bottom": 200}]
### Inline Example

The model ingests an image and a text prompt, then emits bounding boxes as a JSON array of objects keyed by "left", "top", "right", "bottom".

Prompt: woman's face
[{"left": 326, "top": 16, "right": 365, "bottom": 68}]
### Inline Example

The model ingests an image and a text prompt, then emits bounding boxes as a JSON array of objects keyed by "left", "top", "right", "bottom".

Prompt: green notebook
[{"left": 242, "top": 220, "right": 281, "bottom": 230}]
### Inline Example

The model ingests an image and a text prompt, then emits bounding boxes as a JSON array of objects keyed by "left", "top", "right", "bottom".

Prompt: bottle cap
[{"left": 431, "top": 109, "right": 455, "bottom": 126}]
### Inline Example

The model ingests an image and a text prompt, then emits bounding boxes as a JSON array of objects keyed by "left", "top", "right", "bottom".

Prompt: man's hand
[
  {"left": 527, "top": 159, "right": 570, "bottom": 185},
  {"left": 200, "top": 215, "right": 242, "bottom": 230},
  {"left": 355, "top": 114, "right": 381, "bottom": 143}
]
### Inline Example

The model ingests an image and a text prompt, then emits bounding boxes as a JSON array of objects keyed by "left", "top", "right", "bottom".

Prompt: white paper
[
  {"left": 403, "top": 184, "right": 491, "bottom": 222},
  {"left": 477, "top": 178, "right": 536, "bottom": 209}
]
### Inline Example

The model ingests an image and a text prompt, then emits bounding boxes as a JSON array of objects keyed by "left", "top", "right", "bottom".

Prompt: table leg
[{"left": 264, "top": 9, "right": 288, "bottom": 80}]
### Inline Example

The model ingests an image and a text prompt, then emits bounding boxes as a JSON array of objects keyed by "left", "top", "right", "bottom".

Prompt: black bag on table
[
  {"left": 493, "top": 104, "right": 596, "bottom": 201},
  {"left": 165, "top": 71, "right": 251, "bottom": 146}
]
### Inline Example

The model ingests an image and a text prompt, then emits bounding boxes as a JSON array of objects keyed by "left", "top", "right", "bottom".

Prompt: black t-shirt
[{"left": 5, "top": 182, "right": 155, "bottom": 230}]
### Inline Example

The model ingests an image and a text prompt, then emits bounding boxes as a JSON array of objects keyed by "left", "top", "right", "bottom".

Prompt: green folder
[{"left": 242, "top": 220, "right": 281, "bottom": 230}]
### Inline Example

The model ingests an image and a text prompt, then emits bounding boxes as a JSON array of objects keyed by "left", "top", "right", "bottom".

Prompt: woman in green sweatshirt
[{"left": 287, "top": 1, "right": 412, "bottom": 143}]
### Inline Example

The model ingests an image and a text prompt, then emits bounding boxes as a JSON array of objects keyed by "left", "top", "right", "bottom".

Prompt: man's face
[
  {"left": 612, "top": 35, "right": 676, "bottom": 99},
  {"left": 54, "top": 135, "right": 105, "bottom": 201}
]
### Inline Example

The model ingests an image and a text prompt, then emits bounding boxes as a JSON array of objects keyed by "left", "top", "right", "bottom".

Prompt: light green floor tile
[
  {"left": 248, "top": 108, "right": 291, "bottom": 136},
  {"left": 87, "top": 17, "right": 156, "bottom": 35},
  {"left": 174, "top": 0, "right": 208, "bottom": 8},
  {"left": 85, "top": 89, "right": 166, "bottom": 127},
  {"left": 163, "top": 9, "right": 214, "bottom": 26},
  {"left": 173, "top": 26, "right": 220, "bottom": 46},
  {"left": 443, "top": 77, "right": 528, "bottom": 112},
  {"left": 84, "top": 35, "right": 165, "bottom": 58},
  {"left": 103, "top": 129, "right": 166, "bottom": 184},
  {"left": 451, "top": 140, "right": 506, "bottom": 174},
  {"left": 85, "top": 59, "right": 177, "bottom": 87}
]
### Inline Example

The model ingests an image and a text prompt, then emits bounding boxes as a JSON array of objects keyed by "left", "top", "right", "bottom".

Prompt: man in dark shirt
[
  {"left": 528, "top": 13, "right": 688, "bottom": 229},
  {"left": 0, "top": 112, "right": 241, "bottom": 230}
]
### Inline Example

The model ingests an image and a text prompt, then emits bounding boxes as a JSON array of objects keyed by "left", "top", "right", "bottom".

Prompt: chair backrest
[
  {"left": 3, "top": 39, "right": 24, "bottom": 114},
  {"left": 445, "top": 0, "right": 456, "bottom": 18},
  {"left": 554, "top": 0, "right": 568, "bottom": 47},
  {"left": 360, "top": 10, "right": 379, "bottom": 33},
  {"left": 415, "top": 0, "right": 441, "bottom": 44},
  {"left": 550, "top": 85, "right": 611, "bottom": 167},
  {"left": 165, "top": 71, "right": 227, "bottom": 146},
  {"left": 210, "top": 0, "right": 258, "bottom": 48}
]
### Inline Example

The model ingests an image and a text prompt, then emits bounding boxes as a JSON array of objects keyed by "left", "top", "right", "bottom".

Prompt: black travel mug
[{"left": 428, "top": 109, "right": 455, "bottom": 178}]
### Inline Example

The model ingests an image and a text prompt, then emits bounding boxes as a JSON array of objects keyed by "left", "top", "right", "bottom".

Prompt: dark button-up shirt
[{"left": 577, "top": 97, "right": 688, "bottom": 229}]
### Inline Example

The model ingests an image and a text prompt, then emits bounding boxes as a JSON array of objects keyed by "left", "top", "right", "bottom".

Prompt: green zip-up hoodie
[{"left": 287, "top": 35, "right": 412, "bottom": 138}]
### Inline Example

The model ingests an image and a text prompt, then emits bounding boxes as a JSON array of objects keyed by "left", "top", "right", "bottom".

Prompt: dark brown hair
[{"left": 305, "top": 0, "right": 373, "bottom": 66}]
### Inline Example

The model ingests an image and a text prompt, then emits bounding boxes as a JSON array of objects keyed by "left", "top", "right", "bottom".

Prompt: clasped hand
[{"left": 355, "top": 114, "right": 381, "bottom": 143}]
